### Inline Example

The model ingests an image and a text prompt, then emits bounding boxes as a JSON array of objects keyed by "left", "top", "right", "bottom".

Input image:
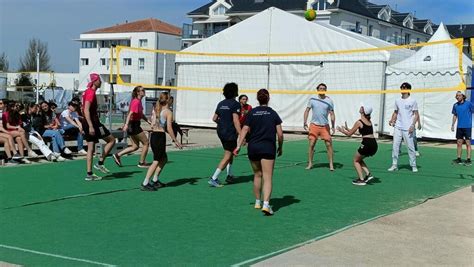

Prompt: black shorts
[
  {"left": 248, "top": 153, "right": 276, "bottom": 161},
  {"left": 83, "top": 121, "right": 111, "bottom": 143},
  {"left": 128, "top": 121, "right": 143, "bottom": 136},
  {"left": 221, "top": 139, "right": 237, "bottom": 152},
  {"left": 456, "top": 128, "right": 472, "bottom": 140},
  {"left": 150, "top": 132, "right": 167, "bottom": 161},
  {"left": 358, "top": 138, "right": 378, "bottom": 157}
]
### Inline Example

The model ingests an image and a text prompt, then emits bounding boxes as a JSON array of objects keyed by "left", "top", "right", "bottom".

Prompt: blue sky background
[{"left": 0, "top": 0, "right": 472, "bottom": 72}]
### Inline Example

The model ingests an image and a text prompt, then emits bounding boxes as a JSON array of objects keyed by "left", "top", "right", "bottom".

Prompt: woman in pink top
[{"left": 113, "top": 86, "right": 151, "bottom": 168}]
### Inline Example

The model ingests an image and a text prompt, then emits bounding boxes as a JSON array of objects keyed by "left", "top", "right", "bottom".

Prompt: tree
[
  {"left": 0, "top": 52, "right": 9, "bottom": 71},
  {"left": 19, "top": 38, "right": 51, "bottom": 71}
]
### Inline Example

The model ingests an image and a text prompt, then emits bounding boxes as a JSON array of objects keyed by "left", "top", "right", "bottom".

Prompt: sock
[
  {"left": 212, "top": 168, "right": 222, "bottom": 180},
  {"left": 255, "top": 199, "right": 261, "bottom": 205},
  {"left": 226, "top": 164, "right": 233, "bottom": 176},
  {"left": 87, "top": 171, "right": 92, "bottom": 175},
  {"left": 152, "top": 176, "right": 160, "bottom": 183},
  {"left": 263, "top": 201, "right": 270, "bottom": 207},
  {"left": 98, "top": 160, "right": 104, "bottom": 165},
  {"left": 142, "top": 181, "right": 149, "bottom": 186}
]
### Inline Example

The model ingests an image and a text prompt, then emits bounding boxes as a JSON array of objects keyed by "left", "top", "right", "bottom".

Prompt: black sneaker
[
  {"left": 151, "top": 180, "right": 166, "bottom": 189},
  {"left": 225, "top": 175, "right": 235, "bottom": 184},
  {"left": 352, "top": 179, "right": 367, "bottom": 186},
  {"left": 453, "top": 158, "right": 463, "bottom": 165},
  {"left": 465, "top": 159, "right": 472, "bottom": 166},
  {"left": 141, "top": 184, "right": 157, "bottom": 191}
]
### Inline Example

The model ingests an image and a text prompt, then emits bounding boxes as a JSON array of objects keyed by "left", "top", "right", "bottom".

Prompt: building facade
[
  {"left": 183, "top": 0, "right": 435, "bottom": 47},
  {"left": 77, "top": 18, "right": 182, "bottom": 94}
]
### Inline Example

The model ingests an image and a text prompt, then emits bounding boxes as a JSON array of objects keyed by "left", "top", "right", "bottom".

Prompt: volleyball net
[{"left": 113, "top": 38, "right": 471, "bottom": 95}]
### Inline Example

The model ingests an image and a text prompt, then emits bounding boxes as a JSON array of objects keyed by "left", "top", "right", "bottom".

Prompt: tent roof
[
  {"left": 178, "top": 7, "right": 389, "bottom": 62},
  {"left": 386, "top": 23, "right": 472, "bottom": 75}
]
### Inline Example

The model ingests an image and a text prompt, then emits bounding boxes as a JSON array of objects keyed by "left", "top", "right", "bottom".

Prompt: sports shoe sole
[{"left": 112, "top": 154, "right": 122, "bottom": 167}]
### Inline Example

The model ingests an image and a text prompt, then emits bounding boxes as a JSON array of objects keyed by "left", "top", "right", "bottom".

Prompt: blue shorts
[{"left": 456, "top": 128, "right": 472, "bottom": 140}]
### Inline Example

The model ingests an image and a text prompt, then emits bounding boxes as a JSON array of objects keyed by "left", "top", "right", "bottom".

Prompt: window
[
  {"left": 405, "top": 33, "right": 411, "bottom": 44},
  {"left": 212, "top": 5, "right": 227, "bottom": 15},
  {"left": 138, "top": 58, "right": 145, "bottom": 70},
  {"left": 81, "top": 41, "right": 97, "bottom": 48},
  {"left": 99, "top": 39, "right": 130, "bottom": 48},
  {"left": 123, "top": 58, "right": 132, "bottom": 66},
  {"left": 355, "top": 22, "right": 361, "bottom": 33},
  {"left": 139, "top": 39, "right": 148, "bottom": 47},
  {"left": 100, "top": 58, "right": 107, "bottom": 66},
  {"left": 312, "top": 0, "right": 327, "bottom": 10},
  {"left": 368, "top": 25, "right": 373, "bottom": 36},
  {"left": 81, "top": 58, "right": 89, "bottom": 66}
]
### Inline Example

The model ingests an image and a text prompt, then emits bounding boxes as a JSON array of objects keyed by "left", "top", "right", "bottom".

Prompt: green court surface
[{"left": 0, "top": 140, "right": 472, "bottom": 266}]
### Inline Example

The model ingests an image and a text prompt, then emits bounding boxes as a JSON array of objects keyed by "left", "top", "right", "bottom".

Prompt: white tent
[
  {"left": 384, "top": 23, "right": 473, "bottom": 140},
  {"left": 175, "top": 7, "right": 391, "bottom": 131}
]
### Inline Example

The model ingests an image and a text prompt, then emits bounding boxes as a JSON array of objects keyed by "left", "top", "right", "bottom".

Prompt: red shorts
[{"left": 308, "top": 124, "right": 331, "bottom": 142}]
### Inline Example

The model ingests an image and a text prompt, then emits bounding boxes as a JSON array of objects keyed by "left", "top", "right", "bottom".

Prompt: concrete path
[{"left": 254, "top": 186, "right": 473, "bottom": 266}]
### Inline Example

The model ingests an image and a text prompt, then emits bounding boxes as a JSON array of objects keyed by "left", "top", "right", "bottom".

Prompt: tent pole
[{"left": 379, "top": 62, "right": 387, "bottom": 135}]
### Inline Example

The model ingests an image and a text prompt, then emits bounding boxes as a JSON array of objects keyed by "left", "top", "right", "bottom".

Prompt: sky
[{"left": 0, "top": 0, "right": 473, "bottom": 73}]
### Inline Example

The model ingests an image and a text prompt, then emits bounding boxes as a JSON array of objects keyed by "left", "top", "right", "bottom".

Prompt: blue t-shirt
[
  {"left": 452, "top": 101, "right": 473, "bottom": 128},
  {"left": 215, "top": 98, "right": 240, "bottom": 141},
  {"left": 244, "top": 106, "right": 282, "bottom": 156},
  {"left": 307, "top": 96, "right": 334, "bottom": 126}
]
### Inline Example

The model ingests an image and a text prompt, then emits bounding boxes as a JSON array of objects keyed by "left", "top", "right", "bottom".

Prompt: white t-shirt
[
  {"left": 394, "top": 96, "right": 418, "bottom": 131},
  {"left": 60, "top": 109, "right": 79, "bottom": 128}
]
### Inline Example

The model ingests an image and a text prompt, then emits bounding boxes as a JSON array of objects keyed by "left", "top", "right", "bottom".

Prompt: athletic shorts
[
  {"left": 83, "top": 121, "right": 111, "bottom": 143},
  {"left": 248, "top": 153, "right": 276, "bottom": 162},
  {"left": 358, "top": 138, "right": 378, "bottom": 157},
  {"left": 150, "top": 131, "right": 167, "bottom": 161},
  {"left": 308, "top": 124, "right": 331, "bottom": 142},
  {"left": 221, "top": 139, "right": 237, "bottom": 152},
  {"left": 128, "top": 121, "right": 143, "bottom": 136},
  {"left": 456, "top": 128, "right": 472, "bottom": 140}
]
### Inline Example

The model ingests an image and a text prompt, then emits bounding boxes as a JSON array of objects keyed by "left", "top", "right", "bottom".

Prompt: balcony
[{"left": 182, "top": 23, "right": 230, "bottom": 41}]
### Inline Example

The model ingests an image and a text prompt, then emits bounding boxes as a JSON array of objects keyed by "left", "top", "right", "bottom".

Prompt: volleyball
[{"left": 305, "top": 9, "right": 317, "bottom": 21}]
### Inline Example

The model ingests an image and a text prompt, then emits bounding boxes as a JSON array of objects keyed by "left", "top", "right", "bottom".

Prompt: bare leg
[
  {"left": 360, "top": 160, "right": 370, "bottom": 176},
  {"left": 306, "top": 139, "right": 316, "bottom": 169},
  {"left": 325, "top": 140, "right": 334, "bottom": 171},
  {"left": 250, "top": 160, "right": 262, "bottom": 201},
  {"left": 0, "top": 138, "right": 12, "bottom": 158},
  {"left": 86, "top": 142, "right": 94, "bottom": 173},
  {"left": 457, "top": 139, "right": 463, "bottom": 158},
  {"left": 261, "top": 159, "right": 275, "bottom": 202},
  {"left": 152, "top": 157, "right": 167, "bottom": 182},
  {"left": 15, "top": 136, "right": 24, "bottom": 157},
  {"left": 117, "top": 135, "right": 140, "bottom": 157},
  {"left": 217, "top": 150, "right": 233, "bottom": 170},
  {"left": 136, "top": 132, "right": 149, "bottom": 163},
  {"left": 466, "top": 142, "right": 471, "bottom": 159},
  {"left": 100, "top": 135, "right": 116, "bottom": 162},
  {"left": 353, "top": 152, "right": 365, "bottom": 180},
  {"left": 143, "top": 161, "right": 159, "bottom": 185}
]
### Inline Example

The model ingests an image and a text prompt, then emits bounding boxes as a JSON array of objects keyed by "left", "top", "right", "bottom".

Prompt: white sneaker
[
  {"left": 52, "top": 152, "right": 61, "bottom": 158},
  {"left": 63, "top": 148, "right": 72, "bottom": 155},
  {"left": 77, "top": 149, "right": 87, "bottom": 155},
  {"left": 387, "top": 165, "right": 398, "bottom": 171},
  {"left": 412, "top": 167, "right": 418, "bottom": 172},
  {"left": 55, "top": 156, "right": 66, "bottom": 162},
  {"left": 415, "top": 151, "right": 420, "bottom": 157},
  {"left": 29, "top": 150, "right": 39, "bottom": 157}
]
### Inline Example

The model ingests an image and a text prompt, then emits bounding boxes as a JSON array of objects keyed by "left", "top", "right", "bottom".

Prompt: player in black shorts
[
  {"left": 141, "top": 92, "right": 182, "bottom": 191},
  {"left": 337, "top": 104, "right": 378, "bottom": 186},
  {"left": 234, "top": 89, "right": 284, "bottom": 216},
  {"left": 208, "top": 83, "right": 241, "bottom": 187},
  {"left": 82, "top": 73, "right": 116, "bottom": 181}
]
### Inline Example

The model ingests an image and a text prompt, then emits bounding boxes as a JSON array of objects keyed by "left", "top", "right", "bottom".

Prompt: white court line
[
  {"left": 231, "top": 214, "right": 387, "bottom": 267},
  {"left": 0, "top": 244, "right": 115, "bottom": 266}
]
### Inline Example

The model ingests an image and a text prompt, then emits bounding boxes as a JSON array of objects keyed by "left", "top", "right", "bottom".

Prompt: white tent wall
[
  {"left": 383, "top": 23, "right": 473, "bottom": 140},
  {"left": 175, "top": 8, "right": 389, "bottom": 131}
]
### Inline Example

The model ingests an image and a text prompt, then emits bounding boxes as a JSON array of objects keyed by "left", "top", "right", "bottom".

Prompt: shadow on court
[
  {"left": 226, "top": 175, "right": 254, "bottom": 185},
  {"left": 367, "top": 177, "right": 382, "bottom": 185},
  {"left": 102, "top": 171, "right": 141, "bottom": 180},
  {"left": 399, "top": 164, "right": 422, "bottom": 171},
  {"left": 272, "top": 195, "right": 301, "bottom": 212},
  {"left": 311, "top": 162, "right": 344, "bottom": 169},
  {"left": 166, "top": 177, "right": 202, "bottom": 187}
]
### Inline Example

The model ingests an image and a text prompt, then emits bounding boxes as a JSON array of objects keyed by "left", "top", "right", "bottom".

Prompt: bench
[{"left": 180, "top": 128, "right": 190, "bottom": 144}]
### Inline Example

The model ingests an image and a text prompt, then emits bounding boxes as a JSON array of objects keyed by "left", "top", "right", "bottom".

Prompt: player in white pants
[{"left": 388, "top": 82, "right": 419, "bottom": 172}]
